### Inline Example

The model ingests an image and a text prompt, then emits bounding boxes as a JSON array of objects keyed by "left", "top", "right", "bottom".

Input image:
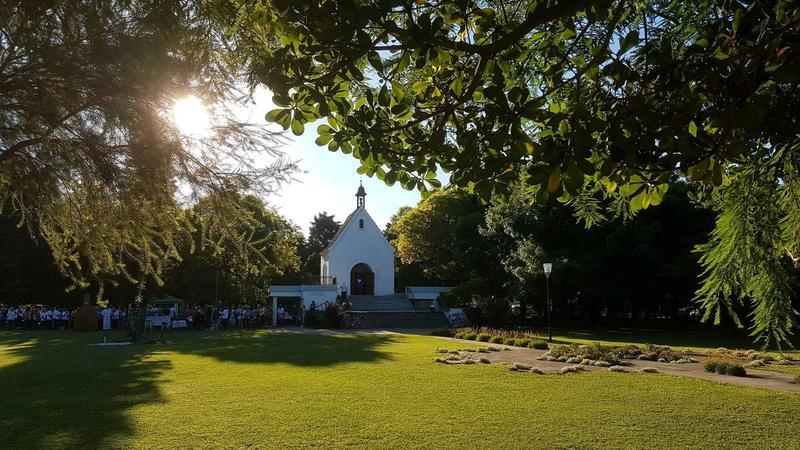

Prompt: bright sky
[{"left": 245, "top": 88, "right": 431, "bottom": 235}]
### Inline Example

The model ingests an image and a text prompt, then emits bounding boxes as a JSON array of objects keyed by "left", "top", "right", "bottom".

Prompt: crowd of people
[
  {"left": 0, "top": 305, "right": 74, "bottom": 330},
  {"left": 0, "top": 302, "right": 302, "bottom": 331},
  {"left": 187, "top": 304, "right": 299, "bottom": 330}
]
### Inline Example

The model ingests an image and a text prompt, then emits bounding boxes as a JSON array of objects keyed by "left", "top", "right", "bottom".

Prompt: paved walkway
[{"left": 437, "top": 336, "right": 800, "bottom": 394}]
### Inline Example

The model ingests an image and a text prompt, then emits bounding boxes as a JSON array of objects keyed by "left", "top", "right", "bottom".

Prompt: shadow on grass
[
  {"left": 0, "top": 330, "right": 396, "bottom": 447},
  {"left": 0, "top": 332, "right": 169, "bottom": 448},
  {"left": 168, "top": 329, "right": 398, "bottom": 367}
]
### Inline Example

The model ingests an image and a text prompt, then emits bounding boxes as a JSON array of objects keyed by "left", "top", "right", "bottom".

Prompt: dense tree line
[
  {"left": 0, "top": 194, "right": 304, "bottom": 308},
  {"left": 388, "top": 184, "right": 730, "bottom": 327}
]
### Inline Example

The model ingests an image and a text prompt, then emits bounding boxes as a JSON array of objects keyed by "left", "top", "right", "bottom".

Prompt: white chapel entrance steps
[
  {"left": 346, "top": 294, "right": 450, "bottom": 328},
  {"left": 348, "top": 294, "right": 414, "bottom": 312}
]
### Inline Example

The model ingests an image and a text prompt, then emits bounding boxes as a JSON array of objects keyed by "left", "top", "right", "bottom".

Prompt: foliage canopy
[
  {"left": 220, "top": 0, "right": 800, "bottom": 346},
  {"left": 0, "top": 1, "right": 293, "bottom": 297}
]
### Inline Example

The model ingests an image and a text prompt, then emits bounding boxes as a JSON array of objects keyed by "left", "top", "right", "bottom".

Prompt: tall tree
[
  {"left": 164, "top": 193, "right": 302, "bottom": 305},
  {"left": 0, "top": 1, "right": 293, "bottom": 302},
  {"left": 300, "top": 212, "right": 341, "bottom": 278},
  {"left": 388, "top": 189, "right": 499, "bottom": 285},
  {"left": 384, "top": 206, "right": 426, "bottom": 289}
]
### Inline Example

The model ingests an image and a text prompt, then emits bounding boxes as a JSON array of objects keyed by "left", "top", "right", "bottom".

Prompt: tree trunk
[{"left": 127, "top": 301, "right": 147, "bottom": 341}]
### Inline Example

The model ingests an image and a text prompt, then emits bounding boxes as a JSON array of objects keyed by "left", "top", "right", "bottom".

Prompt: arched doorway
[{"left": 350, "top": 263, "right": 374, "bottom": 295}]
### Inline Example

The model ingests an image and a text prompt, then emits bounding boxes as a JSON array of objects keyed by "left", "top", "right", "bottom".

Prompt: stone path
[{"left": 437, "top": 336, "right": 800, "bottom": 394}]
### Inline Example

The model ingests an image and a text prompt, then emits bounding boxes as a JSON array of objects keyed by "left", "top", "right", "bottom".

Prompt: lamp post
[{"left": 543, "top": 263, "right": 552, "bottom": 343}]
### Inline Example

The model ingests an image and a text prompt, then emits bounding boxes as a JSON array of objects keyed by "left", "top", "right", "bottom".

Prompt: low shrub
[
  {"left": 725, "top": 364, "right": 747, "bottom": 377},
  {"left": 566, "top": 357, "right": 582, "bottom": 364},
  {"left": 476, "top": 333, "right": 492, "bottom": 342},
  {"left": 503, "top": 347, "right": 513, "bottom": 351},
  {"left": 463, "top": 358, "right": 476, "bottom": 365},
  {"left": 488, "top": 336, "right": 505, "bottom": 344},
  {"left": 463, "top": 332, "right": 478, "bottom": 340},
  {"left": 795, "top": 375, "right": 800, "bottom": 384},
  {"left": 479, "top": 357, "right": 491, "bottom": 364},
  {"left": 515, "top": 339, "right": 531, "bottom": 348},
  {"left": 303, "top": 308, "right": 323, "bottom": 328},
  {"left": 477, "top": 347, "right": 489, "bottom": 353},
  {"left": 431, "top": 328, "right": 453, "bottom": 337},
  {"left": 446, "top": 354, "right": 462, "bottom": 361},
  {"left": 453, "top": 332, "right": 465, "bottom": 339},
  {"left": 435, "top": 348, "right": 449, "bottom": 354},
  {"left": 555, "top": 356, "right": 567, "bottom": 362},
  {"left": 560, "top": 365, "right": 584, "bottom": 374},
  {"left": 322, "top": 302, "right": 343, "bottom": 328},
  {"left": 529, "top": 340, "right": 549, "bottom": 350},
  {"left": 530, "top": 367, "right": 544, "bottom": 374},
  {"left": 609, "top": 365, "right": 629, "bottom": 373},
  {"left": 487, "top": 345, "right": 501, "bottom": 352},
  {"left": 579, "top": 358, "right": 595, "bottom": 366},
  {"left": 704, "top": 359, "right": 720, "bottom": 373},
  {"left": 640, "top": 367, "right": 659, "bottom": 373},
  {"left": 433, "top": 357, "right": 447, "bottom": 363},
  {"left": 594, "top": 361, "right": 611, "bottom": 367},
  {"left": 637, "top": 354, "right": 652, "bottom": 361},
  {"left": 704, "top": 359, "right": 747, "bottom": 377}
]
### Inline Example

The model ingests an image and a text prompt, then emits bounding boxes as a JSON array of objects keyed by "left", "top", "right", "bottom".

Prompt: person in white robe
[{"left": 102, "top": 307, "right": 112, "bottom": 331}]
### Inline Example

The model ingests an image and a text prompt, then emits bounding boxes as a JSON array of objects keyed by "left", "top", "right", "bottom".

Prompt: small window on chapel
[{"left": 358, "top": 219, "right": 364, "bottom": 229}]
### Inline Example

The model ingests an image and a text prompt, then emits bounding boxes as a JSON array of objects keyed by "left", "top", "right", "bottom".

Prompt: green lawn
[{"left": 1, "top": 330, "right": 799, "bottom": 449}]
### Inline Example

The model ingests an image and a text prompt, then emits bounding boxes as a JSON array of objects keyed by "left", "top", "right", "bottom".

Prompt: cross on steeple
[{"left": 355, "top": 180, "right": 366, "bottom": 208}]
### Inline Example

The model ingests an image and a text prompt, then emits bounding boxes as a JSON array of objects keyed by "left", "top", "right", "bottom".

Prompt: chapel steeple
[{"left": 355, "top": 181, "right": 366, "bottom": 208}]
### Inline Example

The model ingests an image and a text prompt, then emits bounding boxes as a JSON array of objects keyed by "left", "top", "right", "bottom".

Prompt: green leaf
[
  {"left": 291, "top": 120, "right": 304, "bottom": 136},
  {"left": 732, "top": 8, "right": 744, "bottom": 35},
  {"left": 688, "top": 121, "right": 698, "bottom": 137},
  {"left": 546, "top": 167, "right": 561, "bottom": 193},
  {"left": 265, "top": 109, "right": 283, "bottom": 122},
  {"left": 378, "top": 84, "right": 391, "bottom": 107},
  {"left": 649, "top": 184, "right": 668, "bottom": 206},
  {"left": 630, "top": 191, "right": 646, "bottom": 211},
  {"left": 618, "top": 30, "right": 640, "bottom": 55},
  {"left": 449, "top": 76, "right": 463, "bottom": 96},
  {"left": 367, "top": 51, "right": 383, "bottom": 72},
  {"left": 315, "top": 134, "right": 333, "bottom": 146}
]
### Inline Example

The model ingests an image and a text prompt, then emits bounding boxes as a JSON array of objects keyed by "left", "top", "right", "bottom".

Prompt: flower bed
[{"left": 536, "top": 343, "right": 695, "bottom": 366}]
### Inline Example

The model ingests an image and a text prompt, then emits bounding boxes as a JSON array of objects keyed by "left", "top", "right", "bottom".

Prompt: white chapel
[
  {"left": 268, "top": 182, "right": 451, "bottom": 327},
  {"left": 319, "top": 183, "right": 395, "bottom": 296}
]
